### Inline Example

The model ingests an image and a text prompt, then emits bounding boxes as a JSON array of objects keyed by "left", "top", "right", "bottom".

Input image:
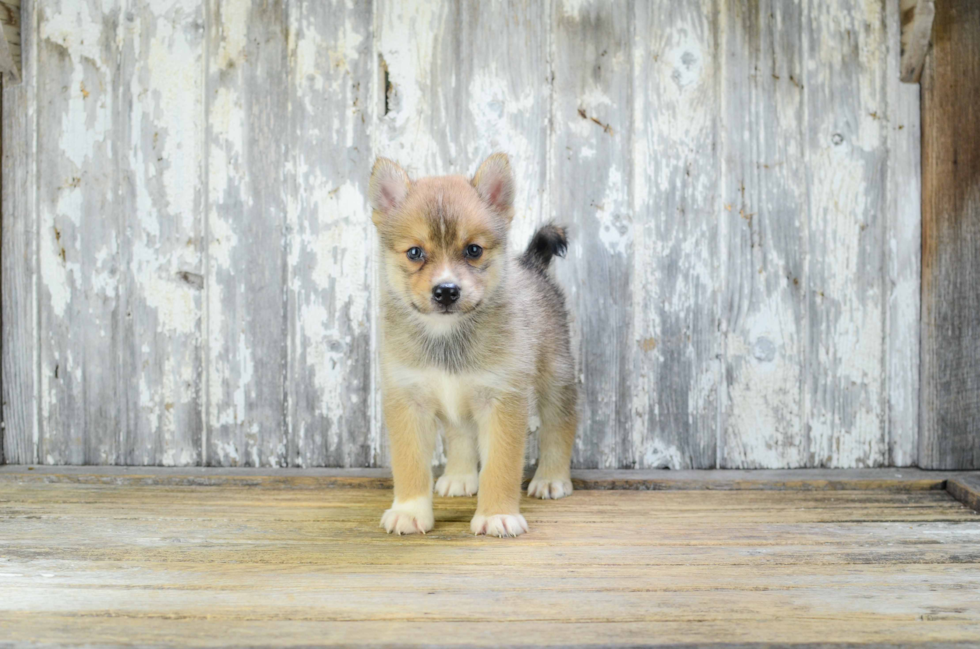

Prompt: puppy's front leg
[
  {"left": 381, "top": 392, "right": 437, "bottom": 535},
  {"left": 472, "top": 393, "right": 529, "bottom": 537}
]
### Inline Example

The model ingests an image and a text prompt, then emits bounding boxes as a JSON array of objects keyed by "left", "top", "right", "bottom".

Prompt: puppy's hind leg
[
  {"left": 435, "top": 420, "right": 479, "bottom": 497},
  {"left": 528, "top": 383, "right": 576, "bottom": 500}
]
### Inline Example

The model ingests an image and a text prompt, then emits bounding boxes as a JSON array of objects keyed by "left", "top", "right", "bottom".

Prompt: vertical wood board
[
  {"left": 552, "top": 0, "right": 634, "bottom": 469},
  {"left": 919, "top": 0, "right": 980, "bottom": 469},
  {"left": 1, "top": 0, "right": 34, "bottom": 464},
  {"left": 205, "top": 0, "right": 288, "bottom": 467},
  {"left": 631, "top": 0, "right": 719, "bottom": 469},
  {"left": 885, "top": 0, "right": 921, "bottom": 467},
  {"left": 36, "top": 0, "right": 120, "bottom": 464},
  {"left": 803, "top": 0, "right": 889, "bottom": 467},
  {"left": 285, "top": 0, "right": 375, "bottom": 468},
  {"left": 122, "top": 0, "right": 206, "bottom": 466},
  {"left": 718, "top": 0, "right": 807, "bottom": 468}
]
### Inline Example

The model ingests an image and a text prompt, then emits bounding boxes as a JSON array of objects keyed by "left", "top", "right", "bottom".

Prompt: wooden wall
[{"left": 1, "top": 0, "right": 921, "bottom": 469}]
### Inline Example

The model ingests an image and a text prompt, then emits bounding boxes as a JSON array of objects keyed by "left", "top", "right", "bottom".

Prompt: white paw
[
  {"left": 380, "top": 497, "right": 434, "bottom": 535},
  {"left": 471, "top": 513, "right": 528, "bottom": 537},
  {"left": 527, "top": 475, "right": 573, "bottom": 499},
  {"left": 435, "top": 472, "right": 479, "bottom": 497}
]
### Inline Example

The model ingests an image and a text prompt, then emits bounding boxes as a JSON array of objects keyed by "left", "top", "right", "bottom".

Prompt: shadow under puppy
[{"left": 369, "top": 153, "right": 578, "bottom": 538}]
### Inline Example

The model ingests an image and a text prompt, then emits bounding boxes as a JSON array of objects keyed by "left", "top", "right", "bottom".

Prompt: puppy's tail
[{"left": 521, "top": 223, "right": 568, "bottom": 272}]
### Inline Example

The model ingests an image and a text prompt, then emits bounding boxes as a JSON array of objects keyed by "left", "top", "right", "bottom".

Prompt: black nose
[{"left": 432, "top": 283, "right": 460, "bottom": 306}]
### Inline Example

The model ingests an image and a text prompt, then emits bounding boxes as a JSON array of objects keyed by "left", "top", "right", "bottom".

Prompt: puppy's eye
[
  {"left": 465, "top": 244, "right": 483, "bottom": 259},
  {"left": 406, "top": 247, "right": 424, "bottom": 261}
]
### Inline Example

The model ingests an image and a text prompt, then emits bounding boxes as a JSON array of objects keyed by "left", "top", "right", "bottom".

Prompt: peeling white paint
[
  {"left": 215, "top": 1, "right": 248, "bottom": 70},
  {"left": 13, "top": 0, "right": 919, "bottom": 470},
  {"left": 596, "top": 166, "right": 631, "bottom": 256},
  {"left": 668, "top": 32, "right": 704, "bottom": 90},
  {"left": 375, "top": 1, "right": 450, "bottom": 173},
  {"left": 640, "top": 438, "right": 686, "bottom": 470},
  {"left": 39, "top": 1, "right": 107, "bottom": 65}
]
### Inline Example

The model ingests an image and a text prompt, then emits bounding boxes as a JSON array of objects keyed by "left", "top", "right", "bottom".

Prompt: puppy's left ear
[
  {"left": 472, "top": 153, "right": 515, "bottom": 223},
  {"left": 369, "top": 157, "right": 410, "bottom": 226}
]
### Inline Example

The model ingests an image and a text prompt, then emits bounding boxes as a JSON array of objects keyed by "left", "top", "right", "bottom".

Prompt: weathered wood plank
[
  {"left": 120, "top": 1, "right": 205, "bottom": 465},
  {"left": 452, "top": 1, "right": 551, "bottom": 252},
  {"left": 900, "top": 0, "right": 934, "bottom": 84},
  {"left": 1, "top": 465, "right": 969, "bottom": 494},
  {"left": 0, "top": 483, "right": 979, "bottom": 646},
  {"left": 631, "top": 0, "right": 718, "bottom": 469},
  {"left": 803, "top": 0, "right": 889, "bottom": 467},
  {"left": 948, "top": 474, "right": 980, "bottom": 512},
  {"left": 285, "top": 0, "right": 374, "bottom": 468},
  {"left": 1, "top": 78, "right": 3, "bottom": 464},
  {"left": 919, "top": 0, "right": 980, "bottom": 470},
  {"left": 205, "top": 0, "right": 289, "bottom": 466},
  {"left": 32, "top": 1, "right": 205, "bottom": 465},
  {"left": 718, "top": 0, "right": 806, "bottom": 468},
  {"left": 550, "top": 0, "right": 633, "bottom": 469},
  {"left": 374, "top": 0, "right": 456, "bottom": 176},
  {"left": 2, "top": 618, "right": 978, "bottom": 649},
  {"left": 36, "top": 0, "right": 128, "bottom": 464},
  {"left": 0, "top": 0, "right": 34, "bottom": 464},
  {"left": 885, "top": 0, "right": 922, "bottom": 467}
]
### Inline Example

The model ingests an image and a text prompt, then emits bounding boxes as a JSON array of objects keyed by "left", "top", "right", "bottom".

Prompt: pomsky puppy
[{"left": 368, "top": 153, "right": 577, "bottom": 538}]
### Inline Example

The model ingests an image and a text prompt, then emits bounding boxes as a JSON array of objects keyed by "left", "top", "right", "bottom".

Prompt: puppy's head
[{"left": 369, "top": 154, "right": 514, "bottom": 326}]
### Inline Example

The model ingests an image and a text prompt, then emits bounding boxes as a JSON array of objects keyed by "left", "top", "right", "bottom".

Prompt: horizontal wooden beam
[
  {"left": 1, "top": 465, "right": 973, "bottom": 493},
  {"left": 900, "top": 0, "right": 935, "bottom": 83},
  {"left": 948, "top": 474, "right": 980, "bottom": 512}
]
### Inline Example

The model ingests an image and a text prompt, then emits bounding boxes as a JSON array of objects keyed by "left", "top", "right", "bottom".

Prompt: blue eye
[
  {"left": 465, "top": 244, "right": 483, "bottom": 259},
  {"left": 407, "top": 247, "right": 424, "bottom": 261}
]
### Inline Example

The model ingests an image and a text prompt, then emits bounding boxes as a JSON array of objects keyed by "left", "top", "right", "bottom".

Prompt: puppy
[{"left": 368, "top": 153, "right": 577, "bottom": 538}]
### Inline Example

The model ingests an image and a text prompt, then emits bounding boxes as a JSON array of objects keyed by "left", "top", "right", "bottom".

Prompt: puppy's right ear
[{"left": 369, "top": 158, "right": 410, "bottom": 225}]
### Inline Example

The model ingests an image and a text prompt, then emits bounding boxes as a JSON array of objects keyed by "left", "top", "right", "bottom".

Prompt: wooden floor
[{"left": 1, "top": 469, "right": 980, "bottom": 648}]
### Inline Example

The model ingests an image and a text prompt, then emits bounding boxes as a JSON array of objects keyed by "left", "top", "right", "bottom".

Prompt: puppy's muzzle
[{"left": 432, "top": 283, "right": 460, "bottom": 307}]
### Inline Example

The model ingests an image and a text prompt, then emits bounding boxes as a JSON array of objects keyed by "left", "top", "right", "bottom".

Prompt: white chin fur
[
  {"left": 416, "top": 311, "right": 462, "bottom": 335},
  {"left": 380, "top": 497, "right": 434, "bottom": 535}
]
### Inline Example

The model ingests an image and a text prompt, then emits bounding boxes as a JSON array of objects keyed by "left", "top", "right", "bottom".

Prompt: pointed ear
[
  {"left": 368, "top": 157, "right": 410, "bottom": 225},
  {"left": 472, "top": 153, "right": 515, "bottom": 222}
]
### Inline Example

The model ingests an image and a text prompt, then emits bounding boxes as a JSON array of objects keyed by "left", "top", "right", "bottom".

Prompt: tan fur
[{"left": 369, "top": 153, "right": 578, "bottom": 537}]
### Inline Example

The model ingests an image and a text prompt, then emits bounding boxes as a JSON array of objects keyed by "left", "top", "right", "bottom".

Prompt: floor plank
[{"left": 1, "top": 481, "right": 979, "bottom": 647}]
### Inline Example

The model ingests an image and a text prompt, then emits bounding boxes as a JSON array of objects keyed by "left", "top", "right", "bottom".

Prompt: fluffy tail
[{"left": 521, "top": 223, "right": 568, "bottom": 271}]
